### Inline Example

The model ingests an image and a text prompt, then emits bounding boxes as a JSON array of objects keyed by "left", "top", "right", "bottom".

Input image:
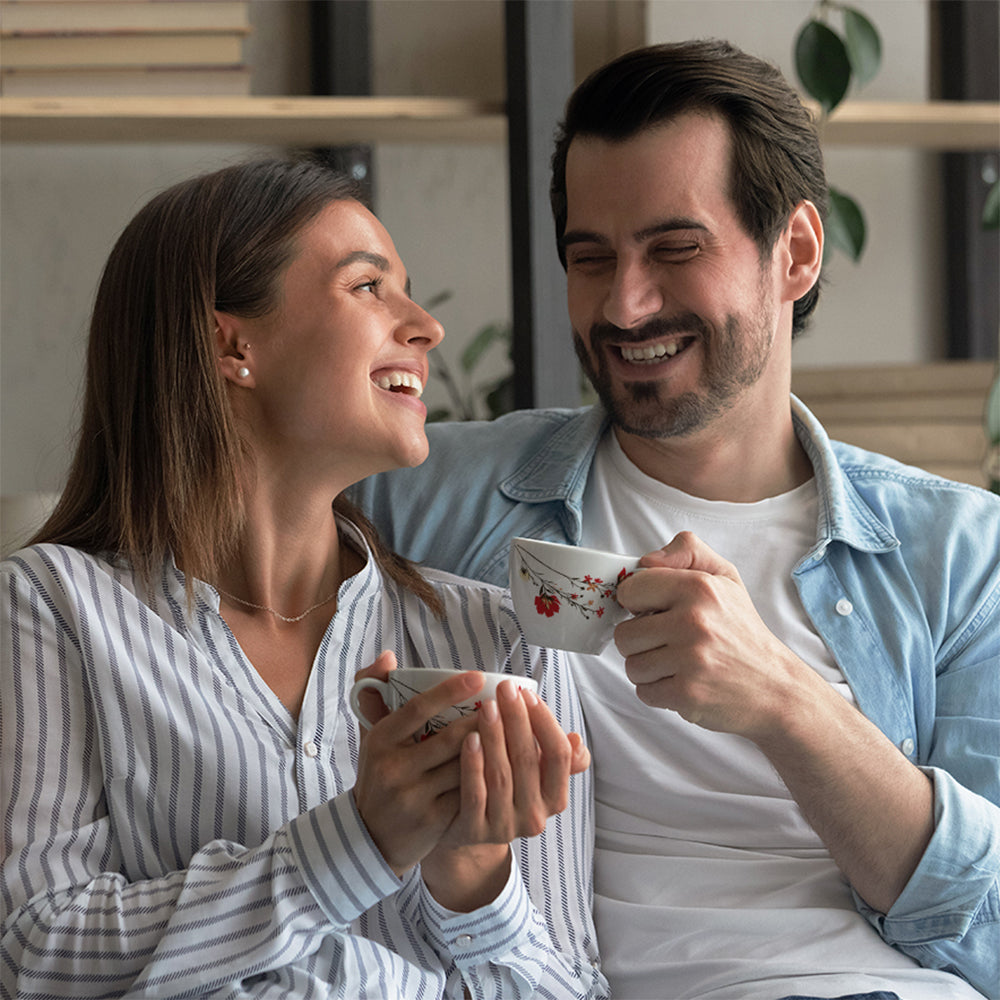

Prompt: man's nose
[{"left": 603, "top": 260, "right": 665, "bottom": 330}]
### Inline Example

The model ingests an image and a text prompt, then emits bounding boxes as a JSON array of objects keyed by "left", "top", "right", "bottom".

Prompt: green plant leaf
[
  {"left": 460, "top": 322, "right": 510, "bottom": 373},
  {"left": 843, "top": 7, "right": 882, "bottom": 87},
  {"left": 983, "top": 179, "right": 1000, "bottom": 230},
  {"left": 795, "top": 19, "right": 852, "bottom": 112},
  {"left": 484, "top": 374, "right": 516, "bottom": 420},
  {"left": 826, "top": 186, "right": 866, "bottom": 261}
]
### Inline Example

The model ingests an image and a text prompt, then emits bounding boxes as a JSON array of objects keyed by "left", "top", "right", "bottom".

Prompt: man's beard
[{"left": 573, "top": 306, "right": 774, "bottom": 440}]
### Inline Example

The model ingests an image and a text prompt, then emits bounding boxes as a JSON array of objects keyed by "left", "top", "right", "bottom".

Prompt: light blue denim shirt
[{"left": 352, "top": 397, "right": 1000, "bottom": 999}]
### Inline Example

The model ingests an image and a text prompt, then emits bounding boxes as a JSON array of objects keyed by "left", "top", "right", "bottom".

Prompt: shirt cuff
[
  {"left": 859, "top": 766, "right": 1000, "bottom": 941},
  {"left": 418, "top": 850, "right": 544, "bottom": 970},
  {"left": 286, "top": 791, "right": 402, "bottom": 928}
]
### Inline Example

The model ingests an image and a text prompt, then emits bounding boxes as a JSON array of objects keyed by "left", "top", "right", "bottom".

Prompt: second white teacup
[
  {"left": 509, "top": 537, "right": 640, "bottom": 654},
  {"left": 349, "top": 667, "right": 539, "bottom": 740}
]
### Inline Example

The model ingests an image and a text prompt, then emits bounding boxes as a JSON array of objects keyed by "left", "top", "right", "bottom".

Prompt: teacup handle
[{"left": 349, "top": 677, "right": 391, "bottom": 731}]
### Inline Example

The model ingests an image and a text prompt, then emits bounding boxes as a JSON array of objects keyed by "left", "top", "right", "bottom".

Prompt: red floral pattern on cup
[
  {"left": 535, "top": 593, "right": 560, "bottom": 616},
  {"left": 514, "top": 541, "right": 634, "bottom": 626}
]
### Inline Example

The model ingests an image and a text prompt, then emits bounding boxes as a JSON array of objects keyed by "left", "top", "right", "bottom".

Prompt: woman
[{"left": 1, "top": 158, "right": 607, "bottom": 998}]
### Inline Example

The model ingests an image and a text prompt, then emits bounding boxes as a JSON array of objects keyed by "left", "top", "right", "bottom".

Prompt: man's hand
[{"left": 613, "top": 531, "right": 828, "bottom": 737}]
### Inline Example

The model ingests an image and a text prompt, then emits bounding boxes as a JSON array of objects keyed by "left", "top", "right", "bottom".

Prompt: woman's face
[{"left": 226, "top": 200, "right": 444, "bottom": 486}]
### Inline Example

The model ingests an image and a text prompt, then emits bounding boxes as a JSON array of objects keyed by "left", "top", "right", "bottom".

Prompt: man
[{"left": 352, "top": 41, "right": 999, "bottom": 1000}]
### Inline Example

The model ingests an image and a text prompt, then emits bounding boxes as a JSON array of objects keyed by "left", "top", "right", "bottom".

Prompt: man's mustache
[{"left": 587, "top": 312, "right": 710, "bottom": 348}]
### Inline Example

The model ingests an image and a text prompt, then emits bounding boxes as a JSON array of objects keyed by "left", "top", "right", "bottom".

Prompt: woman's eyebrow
[
  {"left": 335, "top": 250, "right": 390, "bottom": 270},
  {"left": 334, "top": 249, "right": 412, "bottom": 296}
]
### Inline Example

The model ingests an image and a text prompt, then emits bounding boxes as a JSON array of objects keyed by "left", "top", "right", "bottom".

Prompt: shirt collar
[
  {"left": 499, "top": 406, "right": 609, "bottom": 542},
  {"left": 791, "top": 395, "right": 900, "bottom": 559},
  {"left": 497, "top": 399, "right": 899, "bottom": 558}
]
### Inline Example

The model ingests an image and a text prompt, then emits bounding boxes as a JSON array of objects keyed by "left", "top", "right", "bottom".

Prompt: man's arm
[{"left": 614, "top": 531, "right": 934, "bottom": 913}]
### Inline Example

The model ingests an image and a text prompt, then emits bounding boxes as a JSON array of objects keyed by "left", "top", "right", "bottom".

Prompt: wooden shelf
[
  {"left": 0, "top": 95, "right": 507, "bottom": 143},
  {"left": 1, "top": 96, "right": 996, "bottom": 148},
  {"left": 814, "top": 100, "right": 999, "bottom": 150}
]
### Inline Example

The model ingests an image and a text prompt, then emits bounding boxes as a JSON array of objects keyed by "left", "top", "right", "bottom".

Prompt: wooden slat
[
  {"left": 820, "top": 422, "right": 985, "bottom": 462},
  {"left": 1, "top": 96, "right": 996, "bottom": 148},
  {"left": 793, "top": 360, "right": 995, "bottom": 489},
  {"left": 813, "top": 100, "right": 1000, "bottom": 149},
  {"left": 792, "top": 360, "right": 996, "bottom": 398},
  {"left": 0, "top": 95, "right": 507, "bottom": 143},
  {"left": 805, "top": 395, "right": 986, "bottom": 423}
]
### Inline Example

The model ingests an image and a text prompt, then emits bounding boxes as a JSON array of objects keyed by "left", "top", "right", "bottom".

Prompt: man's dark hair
[{"left": 551, "top": 39, "right": 828, "bottom": 336}]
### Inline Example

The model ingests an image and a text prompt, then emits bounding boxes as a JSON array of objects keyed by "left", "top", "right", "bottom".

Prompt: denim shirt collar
[
  {"left": 499, "top": 405, "right": 609, "bottom": 543},
  {"left": 498, "top": 398, "right": 900, "bottom": 559},
  {"left": 789, "top": 395, "right": 900, "bottom": 562}
]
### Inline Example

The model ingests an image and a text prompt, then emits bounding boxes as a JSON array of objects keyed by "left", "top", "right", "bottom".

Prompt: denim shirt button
[
  {"left": 900, "top": 737, "right": 915, "bottom": 756},
  {"left": 835, "top": 598, "right": 853, "bottom": 616}
]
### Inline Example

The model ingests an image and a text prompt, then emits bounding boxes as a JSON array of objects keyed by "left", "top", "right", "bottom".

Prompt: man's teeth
[
  {"left": 621, "top": 342, "right": 682, "bottom": 363},
  {"left": 374, "top": 371, "right": 424, "bottom": 397}
]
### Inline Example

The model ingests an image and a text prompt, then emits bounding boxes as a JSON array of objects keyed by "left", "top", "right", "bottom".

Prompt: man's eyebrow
[
  {"left": 560, "top": 218, "right": 709, "bottom": 251},
  {"left": 560, "top": 229, "right": 609, "bottom": 251},
  {"left": 635, "top": 218, "right": 708, "bottom": 242}
]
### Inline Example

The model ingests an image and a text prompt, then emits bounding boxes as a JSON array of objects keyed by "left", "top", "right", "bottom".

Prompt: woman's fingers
[
  {"left": 521, "top": 688, "right": 574, "bottom": 817},
  {"left": 379, "top": 670, "right": 484, "bottom": 751},
  {"left": 496, "top": 681, "right": 547, "bottom": 834}
]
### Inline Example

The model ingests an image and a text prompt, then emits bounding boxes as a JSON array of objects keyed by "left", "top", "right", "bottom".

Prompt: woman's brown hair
[{"left": 31, "top": 156, "right": 442, "bottom": 615}]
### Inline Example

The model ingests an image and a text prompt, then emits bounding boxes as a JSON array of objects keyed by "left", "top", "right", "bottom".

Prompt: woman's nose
[{"left": 399, "top": 301, "right": 445, "bottom": 349}]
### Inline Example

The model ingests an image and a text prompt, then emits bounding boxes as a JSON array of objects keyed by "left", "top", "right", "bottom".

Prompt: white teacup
[
  {"left": 509, "top": 537, "right": 640, "bottom": 654},
  {"left": 349, "top": 667, "right": 538, "bottom": 740}
]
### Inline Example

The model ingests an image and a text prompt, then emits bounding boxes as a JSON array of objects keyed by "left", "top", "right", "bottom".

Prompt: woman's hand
[
  {"left": 420, "top": 679, "right": 590, "bottom": 911},
  {"left": 352, "top": 652, "right": 484, "bottom": 877}
]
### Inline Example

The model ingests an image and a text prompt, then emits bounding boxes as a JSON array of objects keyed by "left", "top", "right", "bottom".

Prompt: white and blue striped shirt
[{"left": 1, "top": 522, "right": 607, "bottom": 999}]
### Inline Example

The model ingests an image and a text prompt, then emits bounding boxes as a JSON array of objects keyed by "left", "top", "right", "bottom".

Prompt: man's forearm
[{"left": 755, "top": 668, "right": 935, "bottom": 914}]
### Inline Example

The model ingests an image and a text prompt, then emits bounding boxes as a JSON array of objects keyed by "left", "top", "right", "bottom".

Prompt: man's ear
[
  {"left": 214, "top": 310, "right": 254, "bottom": 387},
  {"left": 780, "top": 200, "right": 823, "bottom": 303}
]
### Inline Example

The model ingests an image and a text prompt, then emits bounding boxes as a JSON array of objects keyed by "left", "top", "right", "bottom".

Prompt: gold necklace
[{"left": 215, "top": 586, "right": 338, "bottom": 624}]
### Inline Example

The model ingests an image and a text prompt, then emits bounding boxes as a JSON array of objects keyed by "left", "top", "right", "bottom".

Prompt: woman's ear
[
  {"left": 780, "top": 200, "right": 823, "bottom": 303},
  {"left": 214, "top": 310, "right": 255, "bottom": 388}
]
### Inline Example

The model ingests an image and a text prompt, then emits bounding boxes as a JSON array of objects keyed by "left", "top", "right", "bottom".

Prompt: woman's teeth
[
  {"left": 621, "top": 341, "right": 683, "bottom": 363},
  {"left": 373, "top": 371, "right": 424, "bottom": 397}
]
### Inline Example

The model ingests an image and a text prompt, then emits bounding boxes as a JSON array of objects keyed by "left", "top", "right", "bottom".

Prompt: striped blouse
[{"left": 1, "top": 522, "right": 607, "bottom": 999}]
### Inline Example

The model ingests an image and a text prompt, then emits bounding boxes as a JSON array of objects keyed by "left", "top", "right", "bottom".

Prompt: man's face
[{"left": 562, "top": 113, "right": 785, "bottom": 440}]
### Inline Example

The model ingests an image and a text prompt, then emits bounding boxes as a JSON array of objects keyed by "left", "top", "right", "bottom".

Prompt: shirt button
[
  {"left": 454, "top": 934, "right": 474, "bottom": 948},
  {"left": 303, "top": 739, "right": 319, "bottom": 758},
  {"left": 900, "top": 737, "right": 915, "bottom": 756},
  {"left": 835, "top": 598, "right": 853, "bottom": 616}
]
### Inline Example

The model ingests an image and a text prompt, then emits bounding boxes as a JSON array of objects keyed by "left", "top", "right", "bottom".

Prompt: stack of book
[{"left": 0, "top": 0, "right": 251, "bottom": 96}]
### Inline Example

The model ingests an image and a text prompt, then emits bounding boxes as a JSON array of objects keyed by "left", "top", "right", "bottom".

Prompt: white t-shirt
[{"left": 575, "top": 431, "right": 981, "bottom": 1000}]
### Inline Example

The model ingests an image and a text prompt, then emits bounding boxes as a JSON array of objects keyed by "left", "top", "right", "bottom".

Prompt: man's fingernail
[
  {"left": 481, "top": 698, "right": 499, "bottom": 722},
  {"left": 499, "top": 679, "right": 518, "bottom": 701},
  {"left": 521, "top": 688, "right": 538, "bottom": 707}
]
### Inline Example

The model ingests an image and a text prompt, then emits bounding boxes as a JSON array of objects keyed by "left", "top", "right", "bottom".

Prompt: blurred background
[{"left": 2, "top": 0, "right": 997, "bottom": 544}]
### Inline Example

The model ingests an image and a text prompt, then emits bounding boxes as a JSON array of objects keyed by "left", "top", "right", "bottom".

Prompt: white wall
[
  {"left": 0, "top": 0, "right": 948, "bottom": 499},
  {"left": 0, "top": 0, "right": 307, "bottom": 496}
]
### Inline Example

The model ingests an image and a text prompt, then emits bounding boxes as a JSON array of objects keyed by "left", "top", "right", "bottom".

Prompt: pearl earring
[{"left": 237, "top": 366, "right": 250, "bottom": 379}]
